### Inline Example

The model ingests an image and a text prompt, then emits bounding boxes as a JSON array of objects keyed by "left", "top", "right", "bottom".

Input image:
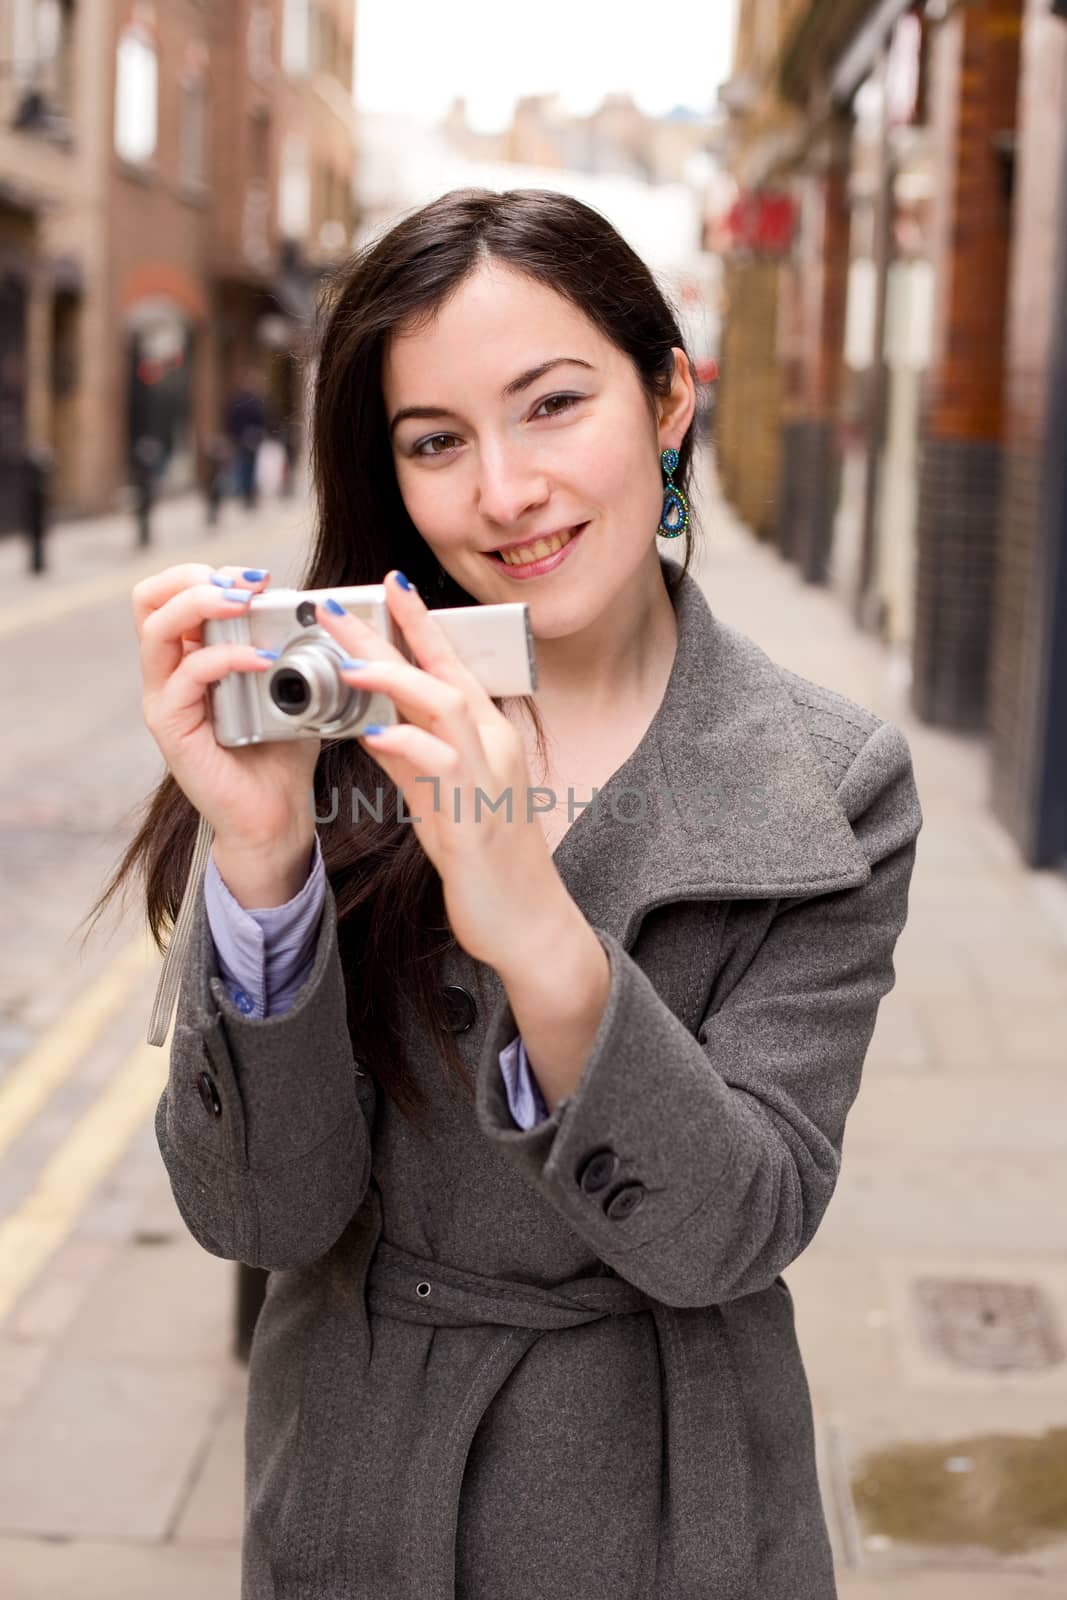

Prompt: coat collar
[{"left": 548, "top": 555, "right": 872, "bottom": 950}]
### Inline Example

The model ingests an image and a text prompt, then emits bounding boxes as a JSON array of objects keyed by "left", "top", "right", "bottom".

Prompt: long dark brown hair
[{"left": 83, "top": 187, "right": 699, "bottom": 1133}]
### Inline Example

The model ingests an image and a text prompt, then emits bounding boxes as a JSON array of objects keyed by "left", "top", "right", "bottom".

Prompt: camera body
[{"left": 202, "top": 585, "right": 537, "bottom": 747}]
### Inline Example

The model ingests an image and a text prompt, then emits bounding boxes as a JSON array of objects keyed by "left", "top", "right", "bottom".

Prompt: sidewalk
[{"left": 1, "top": 456, "right": 1065, "bottom": 1596}]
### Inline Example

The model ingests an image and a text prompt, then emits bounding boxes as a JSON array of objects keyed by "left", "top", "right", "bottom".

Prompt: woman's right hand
[{"left": 133, "top": 563, "right": 322, "bottom": 871}]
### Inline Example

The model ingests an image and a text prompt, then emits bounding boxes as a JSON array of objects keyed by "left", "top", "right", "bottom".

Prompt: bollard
[
  {"left": 24, "top": 447, "right": 54, "bottom": 575},
  {"left": 131, "top": 436, "right": 163, "bottom": 548},
  {"left": 235, "top": 1261, "right": 269, "bottom": 1363}
]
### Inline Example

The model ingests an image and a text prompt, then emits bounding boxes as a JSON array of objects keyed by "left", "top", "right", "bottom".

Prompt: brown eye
[
  {"left": 415, "top": 433, "right": 460, "bottom": 457},
  {"left": 535, "top": 394, "right": 581, "bottom": 418}
]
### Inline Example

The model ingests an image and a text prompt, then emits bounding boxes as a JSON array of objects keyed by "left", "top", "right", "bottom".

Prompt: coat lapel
[{"left": 548, "top": 556, "right": 873, "bottom": 951}]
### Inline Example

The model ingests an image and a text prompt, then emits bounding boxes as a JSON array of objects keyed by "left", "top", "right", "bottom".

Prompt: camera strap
[{"left": 146, "top": 812, "right": 215, "bottom": 1047}]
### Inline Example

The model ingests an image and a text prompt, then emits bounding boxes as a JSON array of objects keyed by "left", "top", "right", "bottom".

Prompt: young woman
[{"left": 94, "top": 189, "right": 922, "bottom": 1598}]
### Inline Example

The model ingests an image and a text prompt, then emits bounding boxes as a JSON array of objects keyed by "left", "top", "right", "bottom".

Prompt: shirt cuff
[
  {"left": 203, "top": 833, "right": 325, "bottom": 1019},
  {"left": 498, "top": 1033, "right": 550, "bottom": 1130}
]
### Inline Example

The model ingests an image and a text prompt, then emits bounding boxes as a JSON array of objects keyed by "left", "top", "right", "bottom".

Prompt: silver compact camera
[{"left": 202, "top": 584, "right": 537, "bottom": 747}]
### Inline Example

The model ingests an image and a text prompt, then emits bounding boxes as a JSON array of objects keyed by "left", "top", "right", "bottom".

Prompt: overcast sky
[{"left": 355, "top": 0, "right": 739, "bottom": 131}]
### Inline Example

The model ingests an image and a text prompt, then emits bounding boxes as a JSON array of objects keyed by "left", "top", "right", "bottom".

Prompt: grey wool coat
[{"left": 156, "top": 556, "right": 923, "bottom": 1600}]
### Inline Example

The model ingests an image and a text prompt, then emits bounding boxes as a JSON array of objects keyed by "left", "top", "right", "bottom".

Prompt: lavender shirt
[{"left": 202, "top": 834, "right": 549, "bottom": 1130}]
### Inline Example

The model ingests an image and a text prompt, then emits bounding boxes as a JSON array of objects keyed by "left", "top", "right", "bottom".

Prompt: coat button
[
  {"left": 605, "top": 1183, "right": 645, "bottom": 1221},
  {"left": 577, "top": 1149, "right": 619, "bottom": 1193},
  {"left": 441, "top": 984, "right": 477, "bottom": 1033},
  {"left": 197, "top": 1071, "right": 223, "bottom": 1118}
]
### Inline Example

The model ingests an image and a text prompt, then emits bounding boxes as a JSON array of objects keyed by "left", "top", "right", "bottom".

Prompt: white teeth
[{"left": 498, "top": 527, "right": 576, "bottom": 566}]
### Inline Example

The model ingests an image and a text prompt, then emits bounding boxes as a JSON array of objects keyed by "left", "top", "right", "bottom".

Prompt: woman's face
[{"left": 382, "top": 260, "right": 692, "bottom": 638}]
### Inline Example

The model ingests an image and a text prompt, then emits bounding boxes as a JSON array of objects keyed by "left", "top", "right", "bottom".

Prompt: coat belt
[
  {"left": 367, "top": 1236, "right": 653, "bottom": 1325},
  {"left": 364, "top": 1237, "right": 755, "bottom": 1600}
]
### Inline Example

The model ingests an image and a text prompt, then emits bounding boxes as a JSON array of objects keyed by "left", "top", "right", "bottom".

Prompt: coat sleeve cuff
[
  {"left": 159, "top": 867, "right": 375, "bottom": 1269},
  {"left": 166, "top": 863, "right": 372, "bottom": 1176},
  {"left": 472, "top": 924, "right": 735, "bottom": 1251}
]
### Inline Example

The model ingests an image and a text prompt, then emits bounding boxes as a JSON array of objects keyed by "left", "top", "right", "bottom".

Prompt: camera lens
[
  {"left": 295, "top": 600, "right": 318, "bottom": 627},
  {"left": 270, "top": 667, "right": 311, "bottom": 715}
]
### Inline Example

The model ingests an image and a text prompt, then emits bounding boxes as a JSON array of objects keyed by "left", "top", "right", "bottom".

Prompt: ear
[{"left": 657, "top": 348, "right": 697, "bottom": 450}]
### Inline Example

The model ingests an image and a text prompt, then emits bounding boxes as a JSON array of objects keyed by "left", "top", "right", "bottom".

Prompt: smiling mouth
[{"left": 488, "top": 525, "right": 585, "bottom": 566}]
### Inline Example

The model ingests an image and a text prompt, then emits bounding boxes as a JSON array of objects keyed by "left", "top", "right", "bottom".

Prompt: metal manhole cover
[{"left": 913, "top": 1278, "right": 1064, "bottom": 1372}]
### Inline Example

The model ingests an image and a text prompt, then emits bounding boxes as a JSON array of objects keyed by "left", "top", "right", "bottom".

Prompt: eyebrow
[{"left": 388, "top": 357, "right": 595, "bottom": 437}]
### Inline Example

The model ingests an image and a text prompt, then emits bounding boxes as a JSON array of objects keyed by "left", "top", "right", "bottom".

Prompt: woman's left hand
[{"left": 315, "top": 571, "right": 567, "bottom": 971}]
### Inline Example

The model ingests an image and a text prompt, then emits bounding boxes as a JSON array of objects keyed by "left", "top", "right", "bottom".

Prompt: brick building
[
  {"left": 716, "top": 0, "right": 1067, "bottom": 872},
  {"left": 0, "top": 0, "right": 357, "bottom": 522},
  {"left": 0, "top": 0, "right": 109, "bottom": 523}
]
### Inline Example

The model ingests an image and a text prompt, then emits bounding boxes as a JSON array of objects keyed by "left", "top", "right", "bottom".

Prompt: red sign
[{"left": 722, "top": 192, "right": 797, "bottom": 256}]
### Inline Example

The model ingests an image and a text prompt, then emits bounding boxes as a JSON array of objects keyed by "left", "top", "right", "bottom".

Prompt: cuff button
[
  {"left": 605, "top": 1183, "right": 645, "bottom": 1221},
  {"left": 577, "top": 1149, "right": 619, "bottom": 1193},
  {"left": 197, "top": 1071, "right": 223, "bottom": 1118}
]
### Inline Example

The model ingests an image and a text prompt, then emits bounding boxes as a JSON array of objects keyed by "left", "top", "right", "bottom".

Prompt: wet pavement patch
[{"left": 850, "top": 1427, "right": 1067, "bottom": 1555}]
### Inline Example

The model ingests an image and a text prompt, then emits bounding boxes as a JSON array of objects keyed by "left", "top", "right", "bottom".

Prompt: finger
[
  {"left": 359, "top": 722, "right": 524, "bottom": 829},
  {"left": 132, "top": 563, "right": 271, "bottom": 641},
  {"left": 139, "top": 580, "right": 270, "bottom": 697},
  {"left": 313, "top": 596, "right": 409, "bottom": 668},
  {"left": 146, "top": 643, "right": 275, "bottom": 736},
  {"left": 337, "top": 657, "right": 487, "bottom": 771},
  {"left": 133, "top": 564, "right": 214, "bottom": 640},
  {"left": 381, "top": 569, "right": 496, "bottom": 712},
  {"left": 356, "top": 722, "right": 464, "bottom": 821}
]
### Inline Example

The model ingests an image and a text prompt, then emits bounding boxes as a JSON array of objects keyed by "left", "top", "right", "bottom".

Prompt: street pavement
[{"left": 0, "top": 456, "right": 1064, "bottom": 1596}]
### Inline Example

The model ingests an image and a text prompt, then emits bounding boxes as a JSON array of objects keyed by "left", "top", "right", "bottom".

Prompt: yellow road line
[
  {"left": 0, "top": 1034, "right": 169, "bottom": 1323},
  {"left": 0, "top": 515, "right": 308, "bottom": 641},
  {"left": 0, "top": 537, "right": 246, "bottom": 642},
  {"left": 0, "top": 934, "right": 159, "bottom": 1161}
]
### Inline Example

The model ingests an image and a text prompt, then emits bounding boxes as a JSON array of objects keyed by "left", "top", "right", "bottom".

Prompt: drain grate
[{"left": 912, "top": 1277, "right": 1064, "bottom": 1373}]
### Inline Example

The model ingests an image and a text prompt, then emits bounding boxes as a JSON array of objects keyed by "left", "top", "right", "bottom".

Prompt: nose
[{"left": 475, "top": 435, "right": 551, "bottom": 530}]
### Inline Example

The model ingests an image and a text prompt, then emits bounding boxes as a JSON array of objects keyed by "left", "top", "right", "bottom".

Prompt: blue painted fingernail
[
  {"left": 338, "top": 657, "right": 369, "bottom": 670},
  {"left": 256, "top": 648, "right": 279, "bottom": 660},
  {"left": 210, "top": 573, "right": 236, "bottom": 588},
  {"left": 323, "top": 597, "right": 346, "bottom": 616},
  {"left": 243, "top": 568, "right": 269, "bottom": 582},
  {"left": 393, "top": 571, "right": 412, "bottom": 591},
  {"left": 224, "top": 589, "right": 254, "bottom": 602},
  {"left": 361, "top": 724, "right": 385, "bottom": 736}
]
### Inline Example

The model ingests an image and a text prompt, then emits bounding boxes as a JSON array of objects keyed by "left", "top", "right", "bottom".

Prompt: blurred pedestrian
[
  {"left": 131, "top": 434, "right": 163, "bottom": 547},
  {"left": 224, "top": 370, "right": 268, "bottom": 511},
  {"left": 277, "top": 414, "right": 297, "bottom": 497},
  {"left": 201, "top": 432, "right": 232, "bottom": 527}
]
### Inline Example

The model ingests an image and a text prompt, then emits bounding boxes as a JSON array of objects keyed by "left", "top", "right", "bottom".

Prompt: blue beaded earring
[{"left": 657, "top": 447, "right": 689, "bottom": 538}]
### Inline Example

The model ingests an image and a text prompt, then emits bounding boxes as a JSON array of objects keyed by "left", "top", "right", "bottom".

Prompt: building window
[
  {"left": 114, "top": 21, "right": 157, "bottom": 164},
  {"left": 250, "top": 104, "right": 271, "bottom": 179},
  {"left": 282, "top": 0, "right": 310, "bottom": 75},
  {"left": 247, "top": 3, "right": 274, "bottom": 82},
  {"left": 243, "top": 180, "right": 271, "bottom": 266},
  {"left": 10, "top": 0, "right": 76, "bottom": 120},
  {"left": 279, "top": 132, "right": 310, "bottom": 238},
  {"left": 179, "top": 68, "right": 207, "bottom": 187}
]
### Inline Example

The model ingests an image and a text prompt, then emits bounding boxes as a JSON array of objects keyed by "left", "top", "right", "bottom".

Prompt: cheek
[
  {"left": 577, "top": 430, "right": 661, "bottom": 529},
  {"left": 395, "top": 464, "right": 465, "bottom": 543}
]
